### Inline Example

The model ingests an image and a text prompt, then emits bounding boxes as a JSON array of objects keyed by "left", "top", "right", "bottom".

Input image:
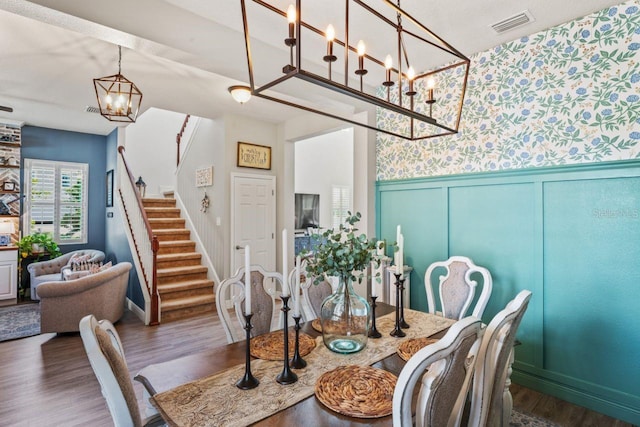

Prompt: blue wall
[
  {"left": 104, "top": 132, "right": 144, "bottom": 309},
  {"left": 376, "top": 160, "right": 640, "bottom": 424},
  {"left": 21, "top": 126, "right": 107, "bottom": 252}
]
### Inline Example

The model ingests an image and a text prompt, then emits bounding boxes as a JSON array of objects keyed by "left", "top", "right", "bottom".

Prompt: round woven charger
[
  {"left": 397, "top": 337, "right": 439, "bottom": 361},
  {"left": 250, "top": 330, "right": 316, "bottom": 360},
  {"left": 311, "top": 318, "right": 322, "bottom": 333},
  {"left": 315, "top": 365, "right": 397, "bottom": 418}
]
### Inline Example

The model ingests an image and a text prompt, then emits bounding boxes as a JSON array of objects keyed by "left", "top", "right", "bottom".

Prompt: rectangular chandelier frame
[{"left": 241, "top": 0, "right": 471, "bottom": 140}]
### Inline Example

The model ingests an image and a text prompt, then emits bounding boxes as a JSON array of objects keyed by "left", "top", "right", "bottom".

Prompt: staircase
[{"left": 142, "top": 197, "right": 216, "bottom": 322}]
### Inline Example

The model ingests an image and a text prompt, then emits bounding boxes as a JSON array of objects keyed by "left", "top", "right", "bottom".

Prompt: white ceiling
[{"left": 0, "top": 0, "right": 625, "bottom": 136}]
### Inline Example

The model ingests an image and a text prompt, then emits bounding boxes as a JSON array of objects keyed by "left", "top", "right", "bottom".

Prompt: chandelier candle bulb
[
  {"left": 406, "top": 66, "right": 416, "bottom": 96},
  {"left": 356, "top": 40, "right": 367, "bottom": 75},
  {"left": 294, "top": 255, "right": 301, "bottom": 317},
  {"left": 245, "top": 245, "right": 251, "bottom": 315},
  {"left": 282, "top": 229, "right": 289, "bottom": 297},
  {"left": 287, "top": 4, "right": 296, "bottom": 38},
  {"left": 324, "top": 24, "right": 337, "bottom": 62},
  {"left": 426, "top": 76, "right": 436, "bottom": 103},
  {"left": 383, "top": 54, "right": 394, "bottom": 86},
  {"left": 284, "top": 4, "right": 297, "bottom": 48}
]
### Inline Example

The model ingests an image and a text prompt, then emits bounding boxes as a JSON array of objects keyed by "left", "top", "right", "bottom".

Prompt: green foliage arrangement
[
  {"left": 303, "top": 211, "right": 381, "bottom": 285},
  {"left": 18, "top": 231, "right": 62, "bottom": 259}
]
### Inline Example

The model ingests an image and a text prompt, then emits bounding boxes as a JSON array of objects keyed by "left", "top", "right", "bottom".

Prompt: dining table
[{"left": 134, "top": 303, "right": 454, "bottom": 427}]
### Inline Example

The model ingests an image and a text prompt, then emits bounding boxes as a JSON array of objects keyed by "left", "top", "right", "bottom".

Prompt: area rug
[
  {"left": 511, "top": 408, "right": 560, "bottom": 427},
  {"left": 0, "top": 303, "right": 40, "bottom": 342}
]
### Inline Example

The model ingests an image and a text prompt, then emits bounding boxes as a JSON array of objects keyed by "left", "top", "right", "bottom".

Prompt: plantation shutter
[
  {"left": 331, "top": 185, "right": 351, "bottom": 228},
  {"left": 25, "top": 159, "right": 88, "bottom": 244}
]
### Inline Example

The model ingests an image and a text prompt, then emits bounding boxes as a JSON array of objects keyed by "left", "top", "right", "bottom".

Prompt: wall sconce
[{"left": 135, "top": 176, "right": 147, "bottom": 197}]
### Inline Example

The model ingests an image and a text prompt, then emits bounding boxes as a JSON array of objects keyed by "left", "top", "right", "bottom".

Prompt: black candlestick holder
[
  {"left": 399, "top": 277, "right": 410, "bottom": 329},
  {"left": 390, "top": 273, "right": 406, "bottom": 337},
  {"left": 236, "top": 313, "right": 259, "bottom": 390},
  {"left": 276, "top": 295, "right": 298, "bottom": 385},
  {"left": 290, "top": 315, "right": 307, "bottom": 369},
  {"left": 368, "top": 296, "right": 382, "bottom": 338}
]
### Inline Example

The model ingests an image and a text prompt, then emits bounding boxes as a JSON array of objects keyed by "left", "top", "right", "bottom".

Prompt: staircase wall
[{"left": 175, "top": 118, "right": 226, "bottom": 278}]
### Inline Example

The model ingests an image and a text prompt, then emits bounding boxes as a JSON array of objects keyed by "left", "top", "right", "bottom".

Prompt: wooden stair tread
[
  {"left": 157, "top": 265, "right": 208, "bottom": 276},
  {"left": 158, "top": 279, "right": 214, "bottom": 292},
  {"left": 149, "top": 218, "right": 185, "bottom": 224},
  {"left": 158, "top": 240, "right": 194, "bottom": 247},
  {"left": 157, "top": 252, "right": 201, "bottom": 261},
  {"left": 153, "top": 228, "right": 190, "bottom": 234},
  {"left": 161, "top": 294, "right": 215, "bottom": 311}
]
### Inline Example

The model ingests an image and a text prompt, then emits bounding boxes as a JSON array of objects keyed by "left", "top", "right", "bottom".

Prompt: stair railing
[
  {"left": 176, "top": 114, "right": 191, "bottom": 166},
  {"left": 118, "top": 146, "right": 160, "bottom": 325}
]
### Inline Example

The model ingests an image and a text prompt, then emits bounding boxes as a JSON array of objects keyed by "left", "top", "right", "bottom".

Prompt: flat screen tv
[{"left": 295, "top": 193, "right": 320, "bottom": 231}]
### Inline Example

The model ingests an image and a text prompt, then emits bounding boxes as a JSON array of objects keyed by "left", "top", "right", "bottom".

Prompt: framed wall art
[
  {"left": 106, "top": 169, "right": 114, "bottom": 207},
  {"left": 237, "top": 141, "right": 271, "bottom": 170}
]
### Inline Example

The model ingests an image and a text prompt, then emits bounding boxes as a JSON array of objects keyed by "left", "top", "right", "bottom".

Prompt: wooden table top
[{"left": 135, "top": 303, "right": 447, "bottom": 427}]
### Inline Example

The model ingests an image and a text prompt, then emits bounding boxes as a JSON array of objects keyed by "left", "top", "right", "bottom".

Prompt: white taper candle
[
  {"left": 244, "top": 245, "right": 251, "bottom": 315},
  {"left": 371, "top": 260, "right": 377, "bottom": 298},
  {"left": 282, "top": 229, "right": 289, "bottom": 296},
  {"left": 294, "top": 255, "right": 301, "bottom": 317}
]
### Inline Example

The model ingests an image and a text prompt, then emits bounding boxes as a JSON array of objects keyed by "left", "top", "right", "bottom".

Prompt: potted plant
[
  {"left": 18, "top": 231, "right": 62, "bottom": 260},
  {"left": 303, "top": 211, "right": 380, "bottom": 354}
]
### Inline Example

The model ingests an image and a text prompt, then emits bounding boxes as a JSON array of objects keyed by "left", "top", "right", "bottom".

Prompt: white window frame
[
  {"left": 23, "top": 158, "right": 89, "bottom": 245},
  {"left": 331, "top": 185, "right": 352, "bottom": 229}
]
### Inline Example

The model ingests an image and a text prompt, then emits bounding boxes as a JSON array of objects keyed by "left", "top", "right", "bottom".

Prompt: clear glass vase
[{"left": 320, "top": 276, "right": 370, "bottom": 354}]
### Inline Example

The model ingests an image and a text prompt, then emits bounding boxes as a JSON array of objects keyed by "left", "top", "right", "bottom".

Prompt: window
[
  {"left": 24, "top": 159, "right": 88, "bottom": 244},
  {"left": 332, "top": 185, "right": 351, "bottom": 228}
]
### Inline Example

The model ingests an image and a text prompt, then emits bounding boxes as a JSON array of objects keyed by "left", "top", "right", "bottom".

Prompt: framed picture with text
[{"left": 237, "top": 141, "right": 271, "bottom": 170}]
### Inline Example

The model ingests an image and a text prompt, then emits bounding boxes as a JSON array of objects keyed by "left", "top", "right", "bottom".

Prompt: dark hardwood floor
[{"left": 0, "top": 309, "right": 632, "bottom": 426}]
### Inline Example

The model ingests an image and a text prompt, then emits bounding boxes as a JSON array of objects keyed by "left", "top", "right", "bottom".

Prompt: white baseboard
[{"left": 126, "top": 298, "right": 145, "bottom": 322}]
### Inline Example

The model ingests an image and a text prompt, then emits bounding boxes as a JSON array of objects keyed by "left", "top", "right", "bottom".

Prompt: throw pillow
[{"left": 98, "top": 261, "right": 112, "bottom": 272}]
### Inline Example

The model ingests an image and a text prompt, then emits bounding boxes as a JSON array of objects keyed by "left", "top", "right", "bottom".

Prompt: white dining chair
[
  {"left": 424, "top": 256, "right": 493, "bottom": 320},
  {"left": 288, "top": 259, "right": 335, "bottom": 322},
  {"left": 468, "top": 290, "right": 532, "bottom": 427},
  {"left": 393, "top": 316, "right": 484, "bottom": 427},
  {"left": 215, "top": 264, "right": 288, "bottom": 343},
  {"left": 79, "top": 315, "right": 165, "bottom": 427}
]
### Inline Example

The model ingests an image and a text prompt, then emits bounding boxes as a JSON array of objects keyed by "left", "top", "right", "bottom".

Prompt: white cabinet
[{"left": 0, "top": 248, "right": 18, "bottom": 301}]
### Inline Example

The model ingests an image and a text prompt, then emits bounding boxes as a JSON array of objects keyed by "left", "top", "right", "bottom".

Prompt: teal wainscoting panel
[
  {"left": 448, "top": 183, "right": 538, "bottom": 367},
  {"left": 376, "top": 160, "right": 640, "bottom": 424},
  {"left": 543, "top": 177, "right": 640, "bottom": 401},
  {"left": 378, "top": 187, "right": 446, "bottom": 312}
]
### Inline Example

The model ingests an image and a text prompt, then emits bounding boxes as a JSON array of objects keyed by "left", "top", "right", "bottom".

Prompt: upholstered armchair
[
  {"left": 27, "top": 249, "right": 105, "bottom": 300},
  {"left": 38, "top": 262, "right": 131, "bottom": 333}
]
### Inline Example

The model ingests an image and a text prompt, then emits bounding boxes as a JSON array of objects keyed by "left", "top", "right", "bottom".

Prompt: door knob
[{"left": 235, "top": 245, "right": 243, "bottom": 250}]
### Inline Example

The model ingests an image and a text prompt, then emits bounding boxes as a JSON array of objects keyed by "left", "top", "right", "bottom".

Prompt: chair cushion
[
  {"left": 32, "top": 273, "right": 65, "bottom": 298},
  {"left": 94, "top": 326, "right": 142, "bottom": 427}
]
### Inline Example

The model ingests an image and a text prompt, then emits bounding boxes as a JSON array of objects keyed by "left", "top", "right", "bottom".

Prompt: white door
[{"left": 231, "top": 173, "right": 276, "bottom": 275}]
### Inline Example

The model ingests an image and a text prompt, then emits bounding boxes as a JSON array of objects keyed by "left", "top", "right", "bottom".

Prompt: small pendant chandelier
[{"left": 93, "top": 46, "right": 143, "bottom": 123}]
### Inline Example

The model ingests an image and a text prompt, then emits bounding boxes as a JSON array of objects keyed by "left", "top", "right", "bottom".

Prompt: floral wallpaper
[{"left": 376, "top": 0, "right": 640, "bottom": 180}]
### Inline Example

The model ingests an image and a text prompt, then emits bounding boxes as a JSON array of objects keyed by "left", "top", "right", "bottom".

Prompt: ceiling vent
[
  {"left": 0, "top": 105, "right": 13, "bottom": 113},
  {"left": 85, "top": 105, "right": 101, "bottom": 114},
  {"left": 490, "top": 10, "right": 535, "bottom": 34}
]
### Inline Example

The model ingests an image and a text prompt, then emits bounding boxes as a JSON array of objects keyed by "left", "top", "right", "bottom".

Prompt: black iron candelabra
[
  {"left": 290, "top": 315, "right": 307, "bottom": 369},
  {"left": 390, "top": 273, "right": 406, "bottom": 337},
  {"left": 368, "top": 296, "right": 382, "bottom": 338},
  {"left": 276, "top": 296, "right": 298, "bottom": 384},
  {"left": 399, "top": 276, "right": 410, "bottom": 329},
  {"left": 236, "top": 313, "right": 259, "bottom": 390}
]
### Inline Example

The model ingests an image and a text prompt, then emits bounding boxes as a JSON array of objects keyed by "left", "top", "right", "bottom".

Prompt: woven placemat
[
  {"left": 397, "top": 337, "right": 439, "bottom": 361},
  {"left": 250, "top": 330, "right": 316, "bottom": 360},
  {"left": 311, "top": 318, "right": 322, "bottom": 333},
  {"left": 314, "top": 365, "right": 397, "bottom": 418}
]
